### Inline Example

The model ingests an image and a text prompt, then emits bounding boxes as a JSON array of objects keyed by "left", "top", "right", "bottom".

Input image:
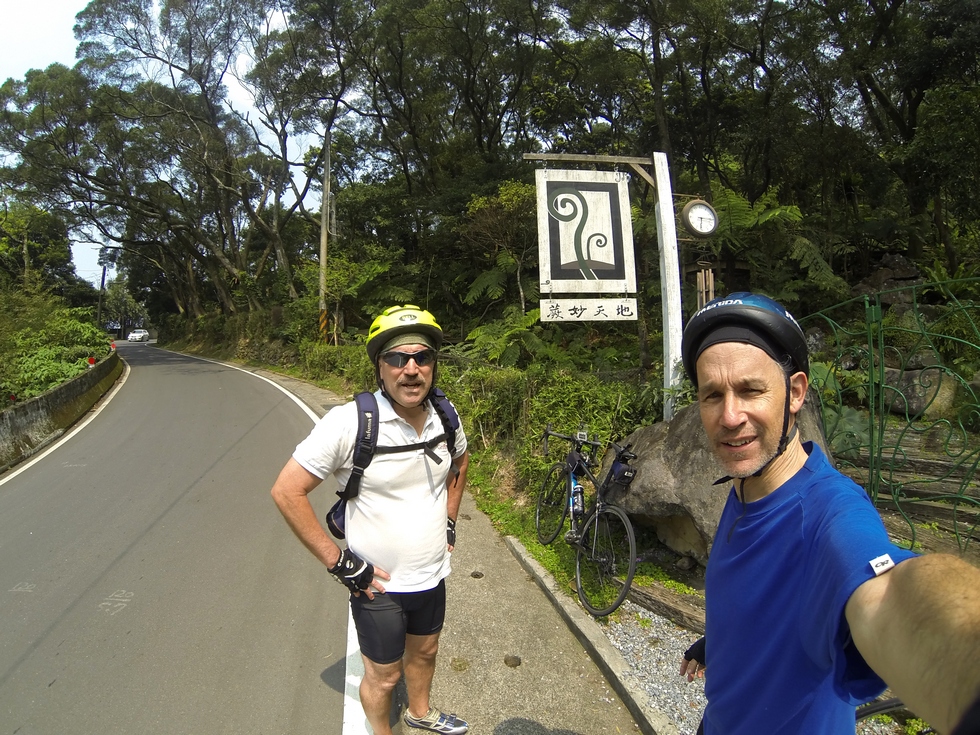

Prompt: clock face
[{"left": 681, "top": 199, "right": 718, "bottom": 237}]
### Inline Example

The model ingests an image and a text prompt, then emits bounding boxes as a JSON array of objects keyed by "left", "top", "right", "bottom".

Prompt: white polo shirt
[{"left": 292, "top": 390, "right": 467, "bottom": 592}]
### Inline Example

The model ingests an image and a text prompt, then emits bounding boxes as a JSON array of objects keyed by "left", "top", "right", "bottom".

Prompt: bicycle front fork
[{"left": 564, "top": 494, "right": 588, "bottom": 544}]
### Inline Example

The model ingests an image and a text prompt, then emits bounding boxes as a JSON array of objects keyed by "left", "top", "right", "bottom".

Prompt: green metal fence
[{"left": 801, "top": 280, "right": 980, "bottom": 552}]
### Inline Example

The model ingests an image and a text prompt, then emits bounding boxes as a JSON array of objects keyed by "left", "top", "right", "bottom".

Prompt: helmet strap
[{"left": 750, "top": 371, "right": 797, "bottom": 477}]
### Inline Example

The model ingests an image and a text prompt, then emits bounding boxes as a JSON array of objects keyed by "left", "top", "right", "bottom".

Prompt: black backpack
[{"left": 325, "top": 388, "right": 460, "bottom": 539}]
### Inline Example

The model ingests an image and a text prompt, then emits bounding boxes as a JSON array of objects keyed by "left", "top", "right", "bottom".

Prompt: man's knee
[
  {"left": 405, "top": 633, "right": 440, "bottom": 664},
  {"left": 362, "top": 657, "right": 403, "bottom": 691}
]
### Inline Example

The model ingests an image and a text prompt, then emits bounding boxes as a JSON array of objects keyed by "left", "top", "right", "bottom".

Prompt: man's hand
[
  {"left": 680, "top": 636, "right": 706, "bottom": 682},
  {"left": 329, "top": 548, "right": 388, "bottom": 598},
  {"left": 447, "top": 517, "right": 457, "bottom": 551}
]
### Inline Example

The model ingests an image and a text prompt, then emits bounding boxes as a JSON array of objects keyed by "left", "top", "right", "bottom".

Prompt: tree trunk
[{"left": 933, "top": 194, "right": 957, "bottom": 274}]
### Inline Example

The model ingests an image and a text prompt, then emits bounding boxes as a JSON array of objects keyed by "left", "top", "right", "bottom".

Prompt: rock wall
[{"left": 0, "top": 351, "right": 122, "bottom": 472}]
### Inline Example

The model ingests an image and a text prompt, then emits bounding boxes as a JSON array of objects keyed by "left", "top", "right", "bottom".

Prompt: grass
[
  {"left": 465, "top": 448, "right": 699, "bottom": 615},
  {"left": 633, "top": 562, "right": 703, "bottom": 597}
]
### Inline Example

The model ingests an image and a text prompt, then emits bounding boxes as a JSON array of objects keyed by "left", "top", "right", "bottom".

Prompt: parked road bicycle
[{"left": 536, "top": 424, "right": 638, "bottom": 616}]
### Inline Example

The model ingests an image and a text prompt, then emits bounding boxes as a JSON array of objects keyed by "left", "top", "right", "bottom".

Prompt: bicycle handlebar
[
  {"left": 542, "top": 425, "right": 602, "bottom": 456},
  {"left": 542, "top": 424, "right": 634, "bottom": 462}
]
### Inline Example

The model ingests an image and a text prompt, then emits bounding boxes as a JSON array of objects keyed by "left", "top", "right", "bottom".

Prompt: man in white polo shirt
[{"left": 271, "top": 305, "right": 469, "bottom": 735}]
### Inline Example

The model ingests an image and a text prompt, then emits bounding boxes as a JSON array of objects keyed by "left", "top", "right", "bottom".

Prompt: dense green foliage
[
  {"left": 0, "top": 0, "right": 977, "bottom": 365},
  {"left": 0, "top": 202, "right": 99, "bottom": 308},
  {"left": 0, "top": 284, "right": 111, "bottom": 401},
  {"left": 1, "top": 191, "right": 108, "bottom": 404}
]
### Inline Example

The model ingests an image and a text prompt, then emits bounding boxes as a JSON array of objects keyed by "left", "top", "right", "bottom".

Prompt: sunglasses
[{"left": 380, "top": 349, "right": 437, "bottom": 368}]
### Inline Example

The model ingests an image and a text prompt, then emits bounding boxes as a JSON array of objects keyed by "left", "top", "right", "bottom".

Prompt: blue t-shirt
[{"left": 703, "top": 442, "right": 917, "bottom": 735}]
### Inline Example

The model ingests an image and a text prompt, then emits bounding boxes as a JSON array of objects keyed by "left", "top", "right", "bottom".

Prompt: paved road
[
  {"left": 2, "top": 343, "right": 659, "bottom": 735},
  {"left": 0, "top": 343, "right": 348, "bottom": 734}
]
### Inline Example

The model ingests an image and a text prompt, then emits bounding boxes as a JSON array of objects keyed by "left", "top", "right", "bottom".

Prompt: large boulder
[
  {"left": 882, "top": 366, "right": 958, "bottom": 420},
  {"left": 611, "top": 393, "right": 830, "bottom": 566}
]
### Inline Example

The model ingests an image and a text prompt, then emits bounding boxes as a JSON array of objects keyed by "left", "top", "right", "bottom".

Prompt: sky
[{"left": 1, "top": 0, "right": 108, "bottom": 286}]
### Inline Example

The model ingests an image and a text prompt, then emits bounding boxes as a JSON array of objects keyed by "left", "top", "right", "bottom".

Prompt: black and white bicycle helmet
[{"left": 681, "top": 292, "right": 808, "bottom": 387}]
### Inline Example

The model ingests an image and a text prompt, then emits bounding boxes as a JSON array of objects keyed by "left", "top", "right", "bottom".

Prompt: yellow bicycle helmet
[{"left": 366, "top": 305, "right": 444, "bottom": 363}]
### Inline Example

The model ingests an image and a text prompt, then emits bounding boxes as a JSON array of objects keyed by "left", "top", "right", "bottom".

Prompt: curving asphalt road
[
  {"left": 2, "top": 343, "right": 657, "bottom": 735},
  {"left": 0, "top": 342, "right": 348, "bottom": 735}
]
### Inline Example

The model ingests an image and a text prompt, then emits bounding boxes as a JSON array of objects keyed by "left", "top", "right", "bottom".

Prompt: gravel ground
[
  {"left": 601, "top": 599, "right": 904, "bottom": 735},
  {"left": 603, "top": 599, "right": 707, "bottom": 735}
]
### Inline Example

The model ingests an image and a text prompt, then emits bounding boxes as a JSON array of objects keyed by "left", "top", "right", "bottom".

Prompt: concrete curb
[
  {"left": 0, "top": 351, "right": 122, "bottom": 472},
  {"left": 503, "top": 536, "right": 680, "bottom": 735}
]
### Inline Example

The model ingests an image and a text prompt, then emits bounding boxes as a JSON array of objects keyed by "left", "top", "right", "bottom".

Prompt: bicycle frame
[
  {"left": 542, "top": 424, "right": 635, "bottom": 539},
  {"left": 538, "top": 424, "right": 639, "bottom": 616},
  {"left": 549, "top": 434, "right": 601, "bottom": 536}
]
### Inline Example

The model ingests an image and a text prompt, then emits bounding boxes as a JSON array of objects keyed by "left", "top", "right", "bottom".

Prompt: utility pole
[
  {"left": 318, "top": 131, "right": 331, "bottom": 343},
  {"left": 96, "top": 264, "right": 107, "bottom": 326}
]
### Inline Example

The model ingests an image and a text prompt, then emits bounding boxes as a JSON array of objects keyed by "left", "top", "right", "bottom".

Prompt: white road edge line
[
  {"left": 0, "top": 358, "right": 132, "bottom": 488},
  {"left": 170, "top": 350, "right": 320, "bottom": 422},
  {"left": 163, "top": 350, "right": 370, "bottom": 735}
]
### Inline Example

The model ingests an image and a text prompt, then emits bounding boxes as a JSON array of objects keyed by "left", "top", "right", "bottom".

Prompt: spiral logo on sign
[{"left": 548, "top": 187, "right": 607, "bottom": 281}]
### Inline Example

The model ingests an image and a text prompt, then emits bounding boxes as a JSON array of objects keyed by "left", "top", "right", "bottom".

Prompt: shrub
[
  {"left": 0, "top": 292, "right": 110, "bottom": 400},
  {"left": 439, "top": 363, "right": 527, "bottom": 452},
  {"left": 300, "top": 341, "right": 375, "bottom": 392}
]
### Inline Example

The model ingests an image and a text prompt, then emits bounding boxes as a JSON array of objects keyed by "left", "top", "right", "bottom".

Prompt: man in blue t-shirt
[{"left": 678, "top": 292, "right": 980, "bottom": 735}]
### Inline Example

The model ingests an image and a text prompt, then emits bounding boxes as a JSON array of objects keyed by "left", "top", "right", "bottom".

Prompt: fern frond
[{"left": 464, "top": 270, "right": 508, "bottom": 304}]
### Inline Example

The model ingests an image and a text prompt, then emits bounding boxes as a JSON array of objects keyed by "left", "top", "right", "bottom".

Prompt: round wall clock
[{"left": 680, "top": 199, "right": 719, "bottom": 237}]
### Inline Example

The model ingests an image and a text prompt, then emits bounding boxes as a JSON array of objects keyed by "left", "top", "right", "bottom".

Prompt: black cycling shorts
[{"left": 349, "top": 579, "right": 446, "bottom": 664}]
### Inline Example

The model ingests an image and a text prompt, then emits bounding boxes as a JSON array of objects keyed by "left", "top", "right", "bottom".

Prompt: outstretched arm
[{"left": 846, "top": 553, "right": 980, "bottom": 734}]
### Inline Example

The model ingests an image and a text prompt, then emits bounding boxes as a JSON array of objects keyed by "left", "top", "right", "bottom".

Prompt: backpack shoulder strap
[
  {"left": 429, "top": 388, "right": 461, "bottom": 482},
  {"left": 429, "top": 387, "right": 460, "bottom": 459},
  {"left": 339, "top": 391, "right": 379, "bottom": 500}
]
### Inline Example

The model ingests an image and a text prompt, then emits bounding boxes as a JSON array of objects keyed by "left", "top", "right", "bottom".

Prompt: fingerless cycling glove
[{"left": 329, "top": 548, "right": 375, "bottom": 593}]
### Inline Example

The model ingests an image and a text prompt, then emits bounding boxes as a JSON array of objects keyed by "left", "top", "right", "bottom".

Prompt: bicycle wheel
[
  {"left": 855, "top": 698, "right": 905, "bottom": 721},
  {"left": 575, "top": 504, "right": 636, "bottom": 616},
  {"left": 536, "top": 463, "right": 569, "bottom": 545}
]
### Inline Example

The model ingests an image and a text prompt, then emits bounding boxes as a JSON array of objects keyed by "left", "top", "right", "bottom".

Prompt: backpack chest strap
[
  {"left": 374, "top": 433, "right": 460, "bottom": 483},
  {"left": 375, "top": 432, "right": 448, "bottom": 464}
]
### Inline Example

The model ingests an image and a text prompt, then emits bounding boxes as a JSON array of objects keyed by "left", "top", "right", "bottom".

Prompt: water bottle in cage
[{"left": 571, "top": 478, "right": 585, "bottom": 518}]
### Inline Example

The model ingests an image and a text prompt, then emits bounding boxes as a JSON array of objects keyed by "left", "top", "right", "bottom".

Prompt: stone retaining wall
[{"left": 0, "top": 351, "right": 123, "bottom": 472}]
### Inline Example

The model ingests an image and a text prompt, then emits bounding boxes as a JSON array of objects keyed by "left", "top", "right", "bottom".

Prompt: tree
[
  {"left": 0, "top": 198, "right": 98, "bottom": 306},
  {"left": 102, "top": 276, "right": 148, "bottom": 336},
  {"left": 460, "top": 180, "right": 539, "bottom": 315}
]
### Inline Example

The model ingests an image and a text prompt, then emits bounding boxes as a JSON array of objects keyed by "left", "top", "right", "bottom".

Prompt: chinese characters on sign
[
  {"left": 540, "top": 298, "right": 638, "bottom": 322},
  {"left": 535, "top": 169, "right": 637, "bottom": 321}
]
